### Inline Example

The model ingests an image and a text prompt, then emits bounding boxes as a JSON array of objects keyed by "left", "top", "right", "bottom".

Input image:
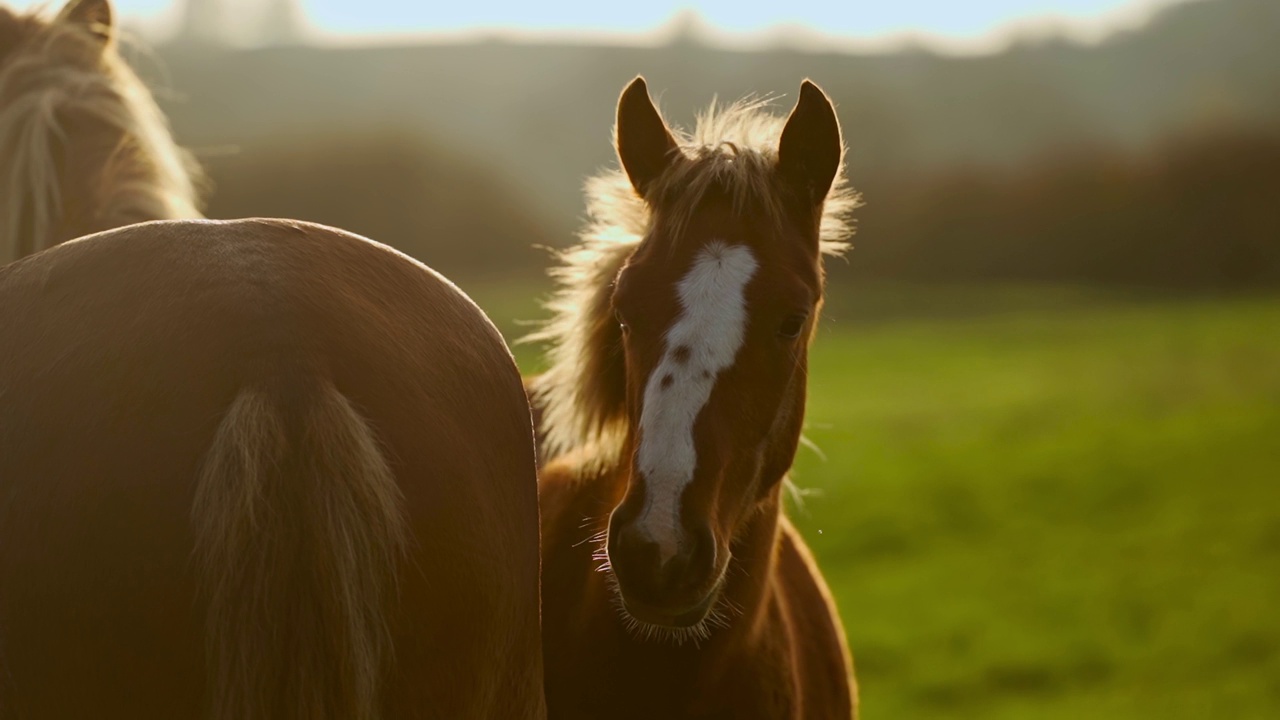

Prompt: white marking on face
[{"left": 633, "top": 242, "right": 757, "bottom": 564}]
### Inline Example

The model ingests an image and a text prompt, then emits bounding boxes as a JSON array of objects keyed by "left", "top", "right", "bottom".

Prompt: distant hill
[{"left": 135, "top": 0, "right": 1279, "bottom": 246}]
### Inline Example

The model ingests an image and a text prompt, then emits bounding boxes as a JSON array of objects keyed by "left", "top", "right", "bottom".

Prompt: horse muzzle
[{"left": 607, "top": 516, "right": 721, "bottom": 627}]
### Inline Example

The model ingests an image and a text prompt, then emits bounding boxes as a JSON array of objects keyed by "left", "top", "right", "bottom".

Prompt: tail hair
[{"left": 193, "top": 383, "right": 407, "bottom": 719}]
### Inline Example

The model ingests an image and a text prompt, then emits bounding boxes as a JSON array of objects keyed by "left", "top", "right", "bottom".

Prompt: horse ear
[
  {"left": 777, "top": 80, "right": 843, "bottom": 204},
  {"left": 615, "top": 76, "right": 678, "bottom": 197},
  {"left": 57, "top": 0, "right": 115, "bottom": 44}
]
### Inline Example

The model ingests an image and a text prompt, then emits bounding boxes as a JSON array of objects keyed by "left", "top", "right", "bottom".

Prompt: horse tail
[{"left": 192, "top": 381, "right": 407, "bottom": 720}]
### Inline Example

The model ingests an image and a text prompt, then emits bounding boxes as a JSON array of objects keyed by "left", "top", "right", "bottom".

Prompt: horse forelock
[
  {"left": 0, "top": 17, "right": 202, "bottom": 262},
  {"left": 527, "top": 94, "right": 858, "bottom": 467}
]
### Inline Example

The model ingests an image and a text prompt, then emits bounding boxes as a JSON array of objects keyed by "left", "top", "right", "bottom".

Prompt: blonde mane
[
  {"left": 528, "top": 95, "right": 859, "bottom": 465},
  {"left": 0, "top": 10, "right": 202, "bottom": 262}
]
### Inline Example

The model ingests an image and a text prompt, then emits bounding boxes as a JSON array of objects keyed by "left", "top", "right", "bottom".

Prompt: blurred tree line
[
  {"left": 202, "top": 123, "right": 1280, "bottom": 289},
  {"left": 844, "top": 127, "right": 1280, "bottom": 288},
  {"left": 201, "top": 132, "right": 553, "bottom": 279}
]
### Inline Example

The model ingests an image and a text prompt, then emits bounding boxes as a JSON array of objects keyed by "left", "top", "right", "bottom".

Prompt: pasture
[{"left": 474, "top": 279, "right": 1280, "bottom": 719}]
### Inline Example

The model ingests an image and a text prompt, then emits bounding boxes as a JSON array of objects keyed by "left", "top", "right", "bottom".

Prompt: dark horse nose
[{"left": 607, "top": 516, "right": 717, "bottom": 616}]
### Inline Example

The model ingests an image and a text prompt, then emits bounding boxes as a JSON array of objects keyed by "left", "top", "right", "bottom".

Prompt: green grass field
[{"left": 468, "top": 279, "right": 1280, "bottom": 719}]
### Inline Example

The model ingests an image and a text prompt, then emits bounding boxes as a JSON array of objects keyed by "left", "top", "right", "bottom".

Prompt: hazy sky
[{"left": 21, "top": 0, "right": 1175, "bottom": 43}]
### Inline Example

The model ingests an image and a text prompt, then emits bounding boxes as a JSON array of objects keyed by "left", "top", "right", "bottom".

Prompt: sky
[{"left": 18, "top": 0, "right": 1181, "bottom": 48}]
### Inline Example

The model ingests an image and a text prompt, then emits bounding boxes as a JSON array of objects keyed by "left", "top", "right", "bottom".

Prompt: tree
[
  {"left": 176, "top": 0, "right": 227, "bottom": 45},
  {"left": 256, "top": 0, "right": 309, "bottom": 46}
]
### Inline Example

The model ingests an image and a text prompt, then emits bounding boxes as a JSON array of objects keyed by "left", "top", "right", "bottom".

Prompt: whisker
[{"left": 573, "top": 528, "right": 609, "bottom": 548}]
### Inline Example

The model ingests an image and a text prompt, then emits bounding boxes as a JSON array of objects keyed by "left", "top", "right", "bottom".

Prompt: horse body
[
  {"left": 0, "top": 218, "right": 546, "bottom": 719},
  {"left": 530, "top": 77, "right": 859, "bottom": 718}
]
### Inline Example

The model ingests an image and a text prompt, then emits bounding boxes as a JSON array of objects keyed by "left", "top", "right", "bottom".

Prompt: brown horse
[
  {"left": 527, "top": 77, "right": 860, "bottom": 718},
  {"left": 0, "top": 2, "right": 546, "bottom": 718},
  {"left": 0, "top": 0, "right": 202, "bottom": 263},
  {"left": 0, "top": 218, "right": 547, "bottom": 720}
]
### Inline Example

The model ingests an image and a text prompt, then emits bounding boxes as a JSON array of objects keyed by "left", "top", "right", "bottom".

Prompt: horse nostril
[
  {"left": 696, "top": 524, "right": 717, "bottom": 572},
  {"left": 674, "top": 524, "right": 716, "bottom": 595},
  {"left": 612, "top": 524, "right": 658, "bottom": 566}
]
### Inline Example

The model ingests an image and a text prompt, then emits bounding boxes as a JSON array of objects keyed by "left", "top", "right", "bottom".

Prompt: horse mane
[
  {"left": 528, "top": 95, "right": 859, "bottom": 466},
  {"left": 0, "top": 10, "right": 202, "bottom": 262}
]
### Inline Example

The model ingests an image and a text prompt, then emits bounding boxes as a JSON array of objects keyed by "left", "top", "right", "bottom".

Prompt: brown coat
[{"left": 0, "top": 219, "right": 545, "bottom": 719}]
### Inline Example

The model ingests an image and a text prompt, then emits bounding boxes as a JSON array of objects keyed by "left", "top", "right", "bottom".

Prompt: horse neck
[
  {"left": 56, "top": 121, "right": 187, "bottom": 241},
  {"left": 1, "top": 104, "right": 189, "bottom": 262},
  {"left": 717, "top": 484, "right": 787, "bottom": 643}
]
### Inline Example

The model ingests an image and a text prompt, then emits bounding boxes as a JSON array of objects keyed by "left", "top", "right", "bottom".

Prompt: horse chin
[
  {"left": 612, "top": 575, "right": 732, "bottom": 645},
  {"left": 622, "top": 588, "right": 717, "bottom": 627}
]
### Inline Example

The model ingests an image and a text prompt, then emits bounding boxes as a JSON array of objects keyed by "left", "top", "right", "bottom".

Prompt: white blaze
[{"left": 634, "top": 242, "right": 757, "bottom": 564}]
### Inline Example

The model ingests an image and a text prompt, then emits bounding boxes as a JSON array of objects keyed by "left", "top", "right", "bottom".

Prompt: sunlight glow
[{"left": 9, "top": 0, "right": 1187, "bottom": 53}]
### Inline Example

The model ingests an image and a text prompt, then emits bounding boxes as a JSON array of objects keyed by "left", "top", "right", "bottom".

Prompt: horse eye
[
  {"left": 778, "top": 313, "right": 808, "bottom": 339},
  {"left": 614, "top": 308, "right": 630, "bottom": 333}
]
